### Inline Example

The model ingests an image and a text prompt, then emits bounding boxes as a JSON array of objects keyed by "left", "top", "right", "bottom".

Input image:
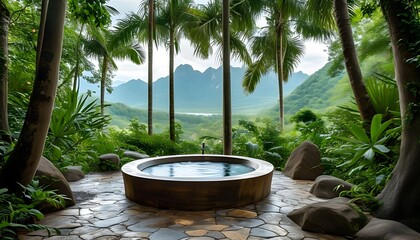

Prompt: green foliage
[
  {"left": 21, "top": 181, "right": 67, "bottom": 211},
  {"left": 114, "top": 118, "right": 197, "bottom": 157},
  {"left": 68, "top": 0, "right": 111, "bottom": 27},
  {"left": 290, "top": 109, "right": 319, "bottom": 123},
  {"left": 7, "top": 0, "right": 39, "bottom": 94},
  {"left": 323, "top": 113, "right": 399, "bottom": 195},
  {"left": 284, "top": 63, "right": 347, "bottom": 114},
  {"left": 44, "top": 89, "right": 110, "bottom": 170},
  {"left": 291, "top": 109, "right": 328, "bottom": 147},
  {"left": 0, "top": 181, "right": 64, "bottom": 239},
  {"left": 8, "top": 92, "right": 29, "bottom": 137},
  {"left": 365, "top": 74, "right": 399, "bottom": 119},
  {"left": 338, "top": 114, "right": 392, "bottom": 166},
  {"left": 340, "top": 185, "right": 383, "bottom": 212},
  {"left": 231, "top": 119, "right": 291, "bottom": 169}
]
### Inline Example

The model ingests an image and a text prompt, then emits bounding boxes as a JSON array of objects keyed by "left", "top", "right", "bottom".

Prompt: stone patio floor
[{"left": 21, "top": 171, "right": 346, "bottom": 240}]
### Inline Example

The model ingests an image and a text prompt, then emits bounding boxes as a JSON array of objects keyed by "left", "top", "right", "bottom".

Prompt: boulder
[
  {"left": 288, "top": 197, "right": 368, "bottom": 237},
  {"left": 99, "top": 153, "right": 120, "bottom": 171},
  {"left": 356, "top": 218, "right": 420, "bottom": 240},
  {"left": 123, "top": 151, "right": 149, "bottom": 159},
  {"left": 62, "top": 166, "right": 85, "bottom": 182},
  {"left": 310, "top": 175, "right": 353, "bottom": 199},
  {"left": 35, "top": 157, "right": 75, "bottom": 209},
  {"left": 283, "top": 141, "right": 323, "bottom": 180}
]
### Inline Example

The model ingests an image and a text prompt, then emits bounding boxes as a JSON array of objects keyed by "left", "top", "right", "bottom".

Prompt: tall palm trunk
[
  {"left": 169, "top": 28, "right": 175, "bottom": 141},
  {"left": 222, "top": 0, "right": 232, "bottom": 155},
  {"left": 276, "top": 21, "right": 285, "bottom": 130},
  {"left": 0, "top": 2, "right": 11, "bottom": 143},
  {"left": 72, "top": 23, "right": 85, "bottom": 91},
  {"left": 0, "top": 0, "right": 67, "bottom": 192},
  {"left": 100, "top": 56, "right": 108, "bottom": 115},
  {"left": 375, "top": 0, "right": 420, "bottom": 231},
  {"left": 147, "top": 0, "right": 154, "bottom": 135},
  {"left": 333, "top": 0, "right": 375, "bottom": 124}
]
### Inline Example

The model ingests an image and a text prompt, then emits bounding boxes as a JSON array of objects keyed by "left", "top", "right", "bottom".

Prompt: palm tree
[
  {"left": 147, "top": 0, "right": 154, "bottom": 135},
  {"left": 68, "top": 1, "right": 116, "bottom": 91},
  {"left": 333, "top": 0, "right": 375, "bottom": 125},
  {"left": 306, "top": 0, "right": 375, "bottom": 125},
  {"left": 184, "top": 0, "right": 263, "bottom": 153},
  {"left": 115, "top": 0, "right": 193, "bottom": 141},
  {"left": 242, "top": 0, "right": 333, "bottom": 129},
  {"left": 112, "top": 1, "right": 156, "bottom": 135},
  {"left": 222, "top": 0, "right": 231, "bottom": 154},
  {"left": 154, "top": 0, "right": 194, "bottom": 141},
  {"left": 83, "top": 27, "right": 145, "bottom": 114}
]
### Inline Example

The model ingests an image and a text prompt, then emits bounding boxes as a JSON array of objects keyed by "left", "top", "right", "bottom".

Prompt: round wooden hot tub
[{"left": 121, "top": 154, "right": 274, "bottom": 210}]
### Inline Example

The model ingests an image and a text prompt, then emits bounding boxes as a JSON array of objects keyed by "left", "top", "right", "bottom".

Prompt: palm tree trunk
[
  {"left": 72, "top": 23, "right": 85, "bottom": 91},
  {"left": 278, "top": 29, "right": 284, "bottom": 130},
  {"left": 169, "top": 28, "right": 175, "bottom": 141},
  {"left": 222, "top": 0, "right": 232, "bottom": 155},
  {"left": 100, "top": 57, "right": 108, "bottom": 115},
  {"left": 147, "top": 0, "right": 154, "bottom": 135},
  {"left": 375, "top": 0, "right": 420, "bottom": 231},
  {"left": 0, "top": 2, "right": 11, "bottom": 143},
  {"left": 275, "top": 18, "right": 284, "bottom": 130},
  {"left": 333, "top": 0, "right": 375, "bottom": 125},
  {"left": 0, "top": 0, "right": 67, "bottom": 192}
]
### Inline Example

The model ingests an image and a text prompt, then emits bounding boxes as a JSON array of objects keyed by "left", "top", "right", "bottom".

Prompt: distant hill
[
  {"left": 80, "top": 64, "right": 309, "bottom": 114},
  {"left": 284, "top": 62, "right": 348, "bottom": 114}
]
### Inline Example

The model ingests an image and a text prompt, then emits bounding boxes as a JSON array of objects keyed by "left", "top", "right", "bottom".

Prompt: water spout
[{"left": 201, "top": 142, "right": 205, "bottom": 154}]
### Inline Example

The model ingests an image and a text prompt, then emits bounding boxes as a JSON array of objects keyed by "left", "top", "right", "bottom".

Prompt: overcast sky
[{"left": 107, "top": 0, "right": 329, "bottom": 82}]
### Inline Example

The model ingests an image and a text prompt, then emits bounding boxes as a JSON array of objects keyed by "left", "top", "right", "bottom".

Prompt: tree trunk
[
  {"left": 72, "top": 24, "right": 85, "bottom": 91},
  {"left": 375, "top": 0, "right": 420, "bottom": 231},
  {"left": 276, "top": 22, "right": 284, "bottom": 130},
  {"left": 147, "top": 0, "right": 154, "bottom": 135},
  {"left": 0, "top": 0, "right": 67, "bottom": 192},
  {"left": 100, "top": 56, "right": 108, "bottom": 115},
  {"left": 333, "top": 0, "right": 375, "bottom": 125},
  {"left": 169, "top": 28, "right": 175, "bottom": 141},
  {"left": 0, "top": 2, "right": 11, "bottom": 143},
  {"left": 222, "top": 0, "right": 232, "bottom": 155}
]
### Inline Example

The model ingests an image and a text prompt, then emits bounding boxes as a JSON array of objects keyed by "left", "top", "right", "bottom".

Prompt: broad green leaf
[
  {"left": 347, "top": 123, "right": 370, "bottom": 143},
  {"left": 374, "top": 144, "right": 390, "bottom": 153},
  {"left": 363, "top": 148, "right": 375, "bottom": 160},
  {"left": 376, "top": 174, "right": 385, "bottom": 185},
  {"left": 370, "top": 114, "right": 382, "bottom": 141}
]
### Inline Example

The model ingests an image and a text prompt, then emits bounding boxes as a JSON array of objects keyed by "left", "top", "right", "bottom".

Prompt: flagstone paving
[{"left": 21, "top": 171, "right": 346, "bottom": 240}]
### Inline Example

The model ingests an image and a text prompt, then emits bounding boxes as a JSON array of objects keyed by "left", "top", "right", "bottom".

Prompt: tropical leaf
[{"left": 347, "top": 123, "right": 370, "bottom": 143}]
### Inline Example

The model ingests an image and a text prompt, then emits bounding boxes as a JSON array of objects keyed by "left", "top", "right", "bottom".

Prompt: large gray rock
[
  {"left": 288, "top": 197, "right": 368, "bottom": 237},
  {"left": 310, "top": 175, "right": 353, "bottom": 199},
  {"left": 283, "top": 141, "right": 323, "bottom": 180},
  {"left": 99, "top": 153, "right": 120, "bottom": 171},
  {"left": 356, "top": 218, "right": 420, "bottom": 240},
  {"left": 123, "top": 151, "right": 149, "bottom": 159},
  {"left": 62, "top": 166, "right": 85, "bottom": 182},
  {"left": 35, "top": 157, "right": 75, "bottom": 209}
]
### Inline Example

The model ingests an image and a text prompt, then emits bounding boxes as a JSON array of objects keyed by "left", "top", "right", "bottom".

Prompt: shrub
[{"left": 0, "top": 181, "right": 65, "bottom": 239}]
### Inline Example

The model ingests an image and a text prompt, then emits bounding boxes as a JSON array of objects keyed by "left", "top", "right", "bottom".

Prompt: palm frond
[
  {"left": 242, "top": 56, "right": 270, "bottom": 94},
  {"left": 282, "top": 35, "right": 305, "bottom": 81},
  {"left": 113, "top": 13, "right": 148, "bottom": 46},
  {"left": 230, "top": 32, "right": 252, "bottom": 65}
]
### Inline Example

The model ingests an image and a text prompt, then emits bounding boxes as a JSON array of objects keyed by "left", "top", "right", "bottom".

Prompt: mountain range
[{"left": 80, "top": 64, "right": 309, "bottom": 114}]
